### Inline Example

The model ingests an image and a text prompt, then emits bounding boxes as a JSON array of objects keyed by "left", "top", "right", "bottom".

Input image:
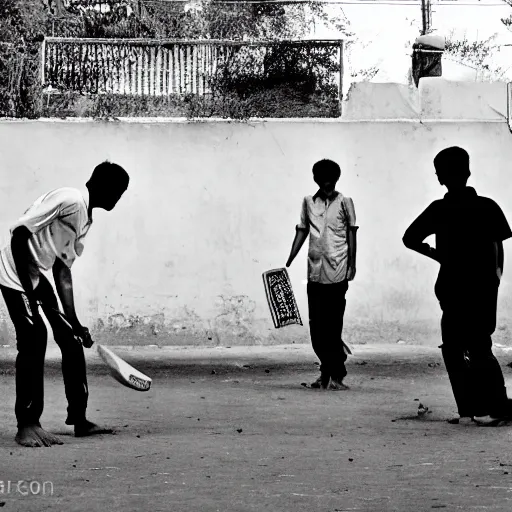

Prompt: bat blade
[{"left": 97, "top": 344, "right": 152, "bottom": 392}]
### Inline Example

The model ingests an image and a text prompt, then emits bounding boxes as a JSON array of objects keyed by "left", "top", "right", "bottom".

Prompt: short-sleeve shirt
[
  {"left": 0, "top": 187, "right": 92, "bottom": 292},
  {"left": 298, "top": 190, "right": 356, "bottom": 284},
  {"left": 403, "top": 186, "right": 512, "bottom": 301}
]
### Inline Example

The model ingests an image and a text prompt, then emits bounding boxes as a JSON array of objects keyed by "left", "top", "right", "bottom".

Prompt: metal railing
[{"left": 42, "top": 37, "right": 344, "bottom": 99}]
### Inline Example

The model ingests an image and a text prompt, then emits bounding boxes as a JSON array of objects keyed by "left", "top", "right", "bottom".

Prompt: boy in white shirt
[
  {"left": 286, "top": 159, "right": 358, "bottom": 390},
  {"left": 0, "top": 161, "right": 129, "bottom": 447}
]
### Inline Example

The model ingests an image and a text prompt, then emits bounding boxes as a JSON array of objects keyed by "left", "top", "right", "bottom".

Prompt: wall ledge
[{"left": 0, "top": 117, "right": 507, "bottom": 124}]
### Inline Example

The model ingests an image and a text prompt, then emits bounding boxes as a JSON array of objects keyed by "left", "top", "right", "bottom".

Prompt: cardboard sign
[{"left": 262, "top": 267, "right": 303, "bottom": 329}]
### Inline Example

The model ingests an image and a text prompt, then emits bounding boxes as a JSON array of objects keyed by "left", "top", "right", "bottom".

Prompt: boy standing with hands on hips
[
  {"left": 286, "top": 159, "right": 358, "bottom": 390},
  {"left": 403, "top": 147, "right": 512, "bottom": 426}
]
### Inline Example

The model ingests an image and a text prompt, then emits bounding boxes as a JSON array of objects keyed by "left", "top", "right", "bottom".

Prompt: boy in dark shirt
[{"left": 403, "top": 146, "right": 512, "bottom": 426}]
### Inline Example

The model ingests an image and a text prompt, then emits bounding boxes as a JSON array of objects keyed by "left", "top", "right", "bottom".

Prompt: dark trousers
[
  {"left": 307, "top": 280, "right": 349, "bottom": 381},
  {"left": 439, "top": 287, "right": 510, "bottom": 418},
  {"left": 1, "top": 274, "right": 88, "bottom": 428}
]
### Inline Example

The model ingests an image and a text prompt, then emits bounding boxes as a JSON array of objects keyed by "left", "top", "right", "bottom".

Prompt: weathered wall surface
[
  {"left": 0, "top": 82, "right": 511, "bottom": 347},
  {"left": 342, "top": 79, "right": 507, "bottom": 121}
]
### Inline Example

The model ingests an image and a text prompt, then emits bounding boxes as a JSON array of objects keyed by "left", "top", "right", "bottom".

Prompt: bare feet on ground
[
  {"left": 15, "top": 425, "right": 63, "bottom": 447},
  {"left": 74, "top": 420, "right": 114, "bottom": 437}
]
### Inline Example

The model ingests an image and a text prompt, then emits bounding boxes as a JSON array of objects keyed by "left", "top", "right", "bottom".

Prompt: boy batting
[
  {"left": 0, "top": 161, "right": 129, "bottom": 446},
  {"left": 286, "top": 159, "right": 358, "bottom": 390},
  {"left": 403, "top": 147, "right": 512, "bottom": 426}
]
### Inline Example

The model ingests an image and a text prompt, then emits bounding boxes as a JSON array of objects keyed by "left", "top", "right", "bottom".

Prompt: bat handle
[{"left": 47, "top": 305, "right": 94, "bottom": 348}]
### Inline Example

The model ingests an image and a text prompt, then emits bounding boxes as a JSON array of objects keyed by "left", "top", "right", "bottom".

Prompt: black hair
[
  {"left": 312, "top": 159, "right": 341, "bottom": 183},
  {"left": 87, "top": 161, "right": 129, "bottom": 191},
  {"left": 433, "top": 147, "right": 471, "bottom": 183}
]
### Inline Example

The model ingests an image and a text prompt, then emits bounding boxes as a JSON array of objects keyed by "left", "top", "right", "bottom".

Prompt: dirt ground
[{"left": 1, "top": 343, "right": 512, "bottom": 512}]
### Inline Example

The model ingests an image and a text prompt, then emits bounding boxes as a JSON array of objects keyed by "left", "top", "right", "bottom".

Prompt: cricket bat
[
  {"left": 97, "top": 344, "right": 152, "bottom": 392},
  {"left": 49, "top": 306, "right": 152, "bottom": 392}
]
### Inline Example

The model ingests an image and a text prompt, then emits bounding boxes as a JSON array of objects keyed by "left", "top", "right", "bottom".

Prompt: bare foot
[
  {"left": 329, "top": 379, "right": 350, "bottom": 391},
  {"left": 15, "top": 426, "right": 63, "bottom": 447},
  {"left": 34, "top": 426, "right": 63, "bottom": 445},
  {"left": 74, "top": 420, "right": 114, "bottom": 437},
  {"left": 15, "top": 426, "right": 43, "bottom": 447}
]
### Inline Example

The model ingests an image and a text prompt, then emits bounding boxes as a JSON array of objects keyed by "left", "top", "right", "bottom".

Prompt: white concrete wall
[
  {"left": 342, "top": 79, "right": 507, "bottom": 121},
  {"left": 1, "top": 82, "right": 512, "bottom": 347}
]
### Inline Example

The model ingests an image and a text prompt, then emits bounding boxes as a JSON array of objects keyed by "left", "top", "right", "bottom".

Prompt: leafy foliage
[
  {"left": 46, "top": 0, "right": 350, "bottom": 41},
  {"left": 445, "top": 32, "right": 505, "bottom": 82},
  {"left": 0, "top": 0, "right": 47, "bottom": 44},
  {"left": 1, "top": 0, "right": 350, "bottom": 118},
  {"left": 195, "top": 41, "right": 341, "bottom": 118},
  {"left": 42, "top": 39, "right": 342, "bottom": 118},
  {"left": 0, "top": 0, "right": 47, "bottom": 117},
  {"left": 502, "top": 0, "right": 512, "bottom": 31}
]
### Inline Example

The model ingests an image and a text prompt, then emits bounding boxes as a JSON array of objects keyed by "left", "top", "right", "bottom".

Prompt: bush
[
  {"left": 2, "top": 0, "right": 348, "bottom": 119},
  {"left": 0, "top": 0, "right": 46, "bottom": 117},
  {"left": 41, "top": 40, "right": 341, "bottom": 119}
]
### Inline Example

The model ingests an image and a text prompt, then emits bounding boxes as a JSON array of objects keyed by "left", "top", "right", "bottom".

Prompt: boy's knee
[
  {"left": 53, "top": 326, "right": 84, "bottom": 355},
  {"left": 14, "top": 317, "right": 47, "bottom": 352},
  {"left": 53, "top": 328, "right": 79, "bottom": 348},
  {"left": 440, "top": 344, "right": 467, "bottom": 367}
]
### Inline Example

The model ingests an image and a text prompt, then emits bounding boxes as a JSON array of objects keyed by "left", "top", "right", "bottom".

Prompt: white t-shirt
[{"left": 0, "top": 187, "right": 92, "bottom": 292}]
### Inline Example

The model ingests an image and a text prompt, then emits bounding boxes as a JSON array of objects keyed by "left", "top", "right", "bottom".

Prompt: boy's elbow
[
  {"left": 296, "top": 226, "right": 310, "bottom": 239},
  {"left": 402, "top": 234, "right": 413, "bottom": 249},
  {"left": 11, "top": 226, "right": 31, "bottom": 244},
  {"left": 11, "top": 226, "right": 32, "bottom": 256},
  {"left": 52, "top": 259, "right": 70, "bottom": 278},
  {"left": 54, "top": 272, "right": 73, "bottom": 292}
]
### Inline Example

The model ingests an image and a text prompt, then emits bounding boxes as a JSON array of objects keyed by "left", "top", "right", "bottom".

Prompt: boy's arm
[
  {"left": 403, "top": 238, "right": 439, "bottom": 262},
  {"left": 52, "top": 258, "right": 93, "bottom": 347},
  {"left": 346, "top": 226, "right": 358, "bottom": 281},
  {"left": 489, "top": 201, "right": 512, "bottom": 283},
  {"left": 286, "top": 198, "right": 309, "bottom": 268},
  {"left": 52, "top": 258, "right": 80, "bottom": 328},
  {"left": 345, "top": 197, "right": 358, "bottom": 281},
  {"left": 494, "top": 241, "right": 504, "bottom": 282},
  {"left": 286, "top": 228, "right": 309, "bottom": 267},
  {"left": 402, "top": 204, "right": 439, "bottom": 262},
  {"left": 11, "top": 226, "right": 37, "bottom": 298}
]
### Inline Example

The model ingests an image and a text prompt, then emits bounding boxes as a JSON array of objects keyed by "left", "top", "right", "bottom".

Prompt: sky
[{"left": 312, "top": 1, "right": 512, "bottom": 82}]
